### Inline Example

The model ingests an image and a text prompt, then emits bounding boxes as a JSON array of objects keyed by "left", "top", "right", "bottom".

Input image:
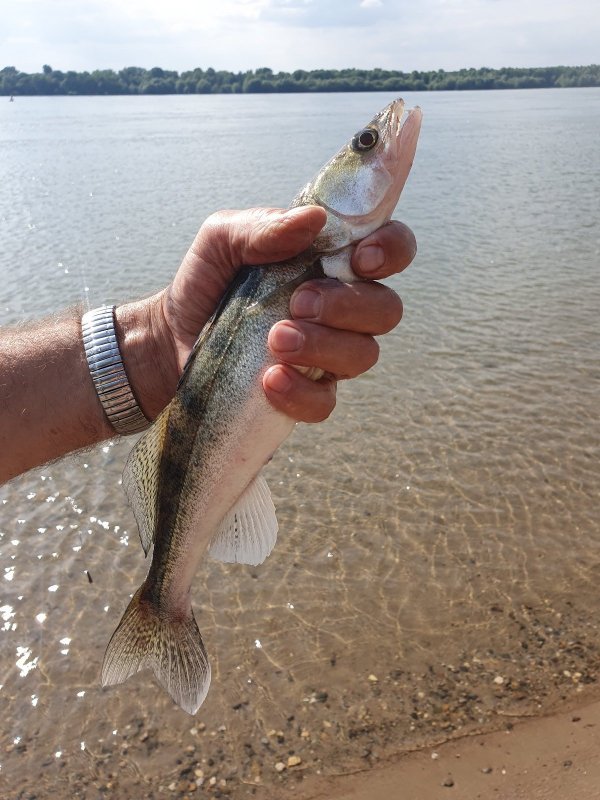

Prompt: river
[{"left": 1, "top": 88, "right": 599, "bottom": 798}]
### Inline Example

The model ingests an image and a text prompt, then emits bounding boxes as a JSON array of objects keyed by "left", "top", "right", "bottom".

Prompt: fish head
[{"left": 296, "top": 99, "right": 422, "bottom": 253}]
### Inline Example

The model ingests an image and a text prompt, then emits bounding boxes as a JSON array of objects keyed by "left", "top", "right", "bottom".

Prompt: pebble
[
  {"left": 493, "top": 675, "right": 505, "bottom": 685},
  {"left": 287, "top": 755, "right": 302, "bottom": 767},
  {"left": 481, "top": 766, "right": 493, "bottom": 774},
  {"left": 275, "top": 762, "right": 286, "bottom": 773},
  {"left": 368, "top": 674, "right": 379, "bottom": 683},
  {"left": 442, "top": 776, "right": 455, "bottom": 787}
]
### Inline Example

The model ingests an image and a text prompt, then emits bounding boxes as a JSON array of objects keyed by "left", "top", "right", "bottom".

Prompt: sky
[{"left": 2, "top": 0, "right": 598, "bottom": 74}]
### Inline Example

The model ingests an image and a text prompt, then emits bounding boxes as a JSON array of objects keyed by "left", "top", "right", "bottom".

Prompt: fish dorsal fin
[
  {"left": 208, "top": 473, "right": 278, "bottom": 566},
  {"left": 122, "top": 406, "right": 171, "bottom": 556}
]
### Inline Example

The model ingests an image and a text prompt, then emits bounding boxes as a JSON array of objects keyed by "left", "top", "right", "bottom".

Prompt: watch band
[{"left": 81, "top": 305, "right": 150, "bottom": 435}]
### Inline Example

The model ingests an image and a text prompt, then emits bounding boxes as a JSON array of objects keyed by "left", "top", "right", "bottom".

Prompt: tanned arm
[{"left": 0, "top": 301, "right": 171, "bottom": 484}]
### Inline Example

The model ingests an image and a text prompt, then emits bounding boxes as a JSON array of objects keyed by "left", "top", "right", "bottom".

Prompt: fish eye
[{"left": 352, "top": 128, "right": 379, "bottom": 152}]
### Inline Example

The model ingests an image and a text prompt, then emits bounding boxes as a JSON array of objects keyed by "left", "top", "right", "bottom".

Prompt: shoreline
[{"left": 301, "top": 697, "right": 600, "bottom": 800}]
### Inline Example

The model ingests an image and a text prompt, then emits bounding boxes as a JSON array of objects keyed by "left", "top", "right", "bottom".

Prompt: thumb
[
  {"left": 194, "top": 206, "right": 327, "bottom": 272},
  {"left": 166, "top": 205, "right": 327, "bottom": 347}
]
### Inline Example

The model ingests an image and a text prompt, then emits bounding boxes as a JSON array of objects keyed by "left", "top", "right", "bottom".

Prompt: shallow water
[{"left": 1, "top": 89, "right": 599, "bottom": 798}]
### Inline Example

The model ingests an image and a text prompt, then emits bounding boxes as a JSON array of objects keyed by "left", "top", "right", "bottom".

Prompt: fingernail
[
  {"left": 265, "top": 366, "right": 292, "bottom": 394},
  {"left": 357, "top": 244, "right": 385, "bottom": 274},
  {"left": 291, "top": 288, "right": 322, "bottom": 319},
  {"left": 272, "top": 322, "right": 304, "bottom": 353}
]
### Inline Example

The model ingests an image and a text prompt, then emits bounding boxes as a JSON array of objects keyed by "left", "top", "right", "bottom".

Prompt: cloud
[
  {"left": 257, "top": 0, "right": 395, "bottom": 28},
  {"left": 1, "top": 0, "right": 599, "bottom": 74}
]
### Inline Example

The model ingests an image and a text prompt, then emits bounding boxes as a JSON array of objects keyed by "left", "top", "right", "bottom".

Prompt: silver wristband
[{"left": 81, "top": 305, "right": 151, "bottom": 436}]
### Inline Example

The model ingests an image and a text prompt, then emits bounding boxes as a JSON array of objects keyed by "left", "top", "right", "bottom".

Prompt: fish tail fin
[{"left": 101, "top": 585, "right": 211, "bottom": 715}]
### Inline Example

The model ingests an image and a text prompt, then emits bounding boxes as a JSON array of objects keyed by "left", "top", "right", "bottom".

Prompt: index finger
[{"left": 351, "top": 220, "right": 417, "bottom": 280}]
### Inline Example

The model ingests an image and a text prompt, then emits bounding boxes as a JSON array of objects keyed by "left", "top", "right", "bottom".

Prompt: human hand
[{"left": 119, "top": 206, "right": 416, "bottom": 422}]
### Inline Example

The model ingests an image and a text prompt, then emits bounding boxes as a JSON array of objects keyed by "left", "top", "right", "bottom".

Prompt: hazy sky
[{"left": 2, "top": 0, "right": 598, "bottom": 74}]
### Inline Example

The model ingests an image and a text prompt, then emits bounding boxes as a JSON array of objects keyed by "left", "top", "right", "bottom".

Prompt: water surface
[{"left": 1, "top": 89, "right": 599, "bottom": 798}]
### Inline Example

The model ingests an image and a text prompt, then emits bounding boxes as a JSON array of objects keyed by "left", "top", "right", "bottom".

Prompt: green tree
[{"left": 1, "top": 63, "right": 599, "bottom": 96}]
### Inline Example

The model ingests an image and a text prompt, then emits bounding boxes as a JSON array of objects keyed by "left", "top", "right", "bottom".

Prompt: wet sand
[
  {"left": 304, "top": 698, "right": 600, "bottom": 800},
  {"left": 6, "top": 693, "right": 600, "bottom": 798}
]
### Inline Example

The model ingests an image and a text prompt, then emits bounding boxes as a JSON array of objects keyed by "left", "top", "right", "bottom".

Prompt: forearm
[
  {"left": 0, "top": 296, "right": 176, "bottom": 485},
  {"left": 0, "top": 307, "right": 111, "bottom": 483}
]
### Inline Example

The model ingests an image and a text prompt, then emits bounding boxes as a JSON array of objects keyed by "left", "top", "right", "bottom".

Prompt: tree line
[{"left": 2, "top": 64, "right": 599, "bottom": 96}]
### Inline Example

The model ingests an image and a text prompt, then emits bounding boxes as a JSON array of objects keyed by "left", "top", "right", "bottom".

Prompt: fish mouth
[
  {"left": 372, "top": 98, "right": 423, "bottom": 223},
  {"left": 385, "top": 98, "right": 422, "bottom": 185}
]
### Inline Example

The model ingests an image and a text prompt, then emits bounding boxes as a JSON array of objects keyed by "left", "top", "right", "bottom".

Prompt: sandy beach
[{"left": 303, "top": 698, "right": 600, "bottom": 800}]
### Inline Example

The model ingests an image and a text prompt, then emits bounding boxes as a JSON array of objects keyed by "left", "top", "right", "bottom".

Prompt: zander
[{"left": 102, "top": 99, "right": 422, "bottom": 714}]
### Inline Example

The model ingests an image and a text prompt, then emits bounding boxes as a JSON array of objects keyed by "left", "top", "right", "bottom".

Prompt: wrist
[{"left": 114, "top": 293, "right": 179, "bottom": 421}]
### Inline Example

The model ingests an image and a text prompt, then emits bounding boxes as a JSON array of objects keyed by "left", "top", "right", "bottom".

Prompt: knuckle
[
  {"left": 340, "top": 336, "right": 379, "bottom": 378},
  {"left": 309, "top": 384, "right": 336, "bottom": 422},
  {"left": 379, "top": 289, "right": 403, "bottom": 332},
  {"left": 361, "top": 336, "right": 380, "bottom": 372}
]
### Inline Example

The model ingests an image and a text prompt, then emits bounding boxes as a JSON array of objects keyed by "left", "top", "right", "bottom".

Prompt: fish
[{"left": 101, "top": 99, "right": 422, "bottom": 714}]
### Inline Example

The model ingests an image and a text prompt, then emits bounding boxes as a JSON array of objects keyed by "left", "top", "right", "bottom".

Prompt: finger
[
  {"left": 263, "top": 365, "right": 337, "bottom": 423},
  {"left": 268, "top": 321, "right": 380, "bottom": 380},
  {"left": 351, "top": 220, "right": 417, "bottom": 280},
  {"left": 290, "top": 279, "right": 403, "bottom": 336}
]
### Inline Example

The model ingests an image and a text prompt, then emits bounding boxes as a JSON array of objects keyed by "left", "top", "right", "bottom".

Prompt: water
[{"left": 1, "top": 89, "right": 599, "bottom": 798}]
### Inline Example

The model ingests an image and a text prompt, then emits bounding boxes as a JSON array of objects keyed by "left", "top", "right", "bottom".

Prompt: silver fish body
[{"left": 101, "top": 99, "right": 422, "bottom": 714}]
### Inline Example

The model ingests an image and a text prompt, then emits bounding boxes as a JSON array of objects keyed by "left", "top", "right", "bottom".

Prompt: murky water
[{"left": 1, "top": 89, "right": 599, "bottom": 798}]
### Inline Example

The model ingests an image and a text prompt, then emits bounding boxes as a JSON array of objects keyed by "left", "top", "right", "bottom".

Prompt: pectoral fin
[
  {"left": 122, "top": 406, "right": 170, "bottom": 555},
  {"left": 208, "top": 473, "right": 278, "bottom": 566}
]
